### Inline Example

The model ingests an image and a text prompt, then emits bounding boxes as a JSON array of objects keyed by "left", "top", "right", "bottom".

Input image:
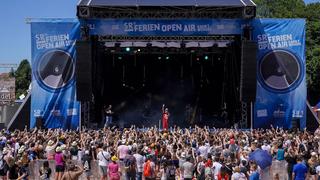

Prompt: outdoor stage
[{"left": 28, "top": 0, "right": 307, "bottom": 130}]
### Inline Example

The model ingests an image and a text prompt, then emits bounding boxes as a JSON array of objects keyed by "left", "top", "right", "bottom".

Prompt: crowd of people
[{"left": 0, "top": 125, "right": 319, "bottom": 180}]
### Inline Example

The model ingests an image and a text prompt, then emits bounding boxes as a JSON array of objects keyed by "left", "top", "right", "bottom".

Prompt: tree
[
  {"left": 256, "top": 0, "right": 320, "bottom": 104},
  {"left": 14, "top": 59, "right": 31, "bottom": 98}
]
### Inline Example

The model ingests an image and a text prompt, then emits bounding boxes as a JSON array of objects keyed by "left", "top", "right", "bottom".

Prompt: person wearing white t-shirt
[
  {"left": 212, "top": 157, "right": 222, "bottom": 179},
  {"left": 97, "top": 145, "right": 110, "bottom": 180},
  {"left": 261, "top": 141, "right": 271, "bottom": 153},
  {"left": 198, "top": 142, "right": 209, "bottom": 158}
]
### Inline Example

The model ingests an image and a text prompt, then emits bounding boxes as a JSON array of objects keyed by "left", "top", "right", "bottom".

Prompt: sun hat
[
  {"left": 18, "top": 146, "right": 26, "bottom": 154},
  {"left": 181, "top": 152, "right": 186, "bottom": 158},
  {"left": 111, "top": 156, "right": 118, "bottom": 162},
  {"left": 85, "top": 150, "right": 90, "bottom": 154},
  {"left": 47, "top": 140, "right": 54, "bottom": 146},
  {"left": 71, "top": 141, "right": 77, "bottom": 146},
  {"left": 61, "top": 144, "right": 67, "bottom": 151},
  {"left": 56, "top": 146, "right": 62, "bottom": 152}
]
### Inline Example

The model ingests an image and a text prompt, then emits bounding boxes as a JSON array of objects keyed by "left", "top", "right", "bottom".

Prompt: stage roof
[
  {"left": 77, "top": 0, "right": 256, "bottom": 19},
  {"left": 78, "top": 0, "right": 256, "bottom": 7}
]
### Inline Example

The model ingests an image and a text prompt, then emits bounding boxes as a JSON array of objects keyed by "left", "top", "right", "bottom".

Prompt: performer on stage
[
  {"left": 162, "top": 104, "right": 169, "bottom": 130},
  {"left": 104, "top": 105, "right": 113, "bottom": 127}
]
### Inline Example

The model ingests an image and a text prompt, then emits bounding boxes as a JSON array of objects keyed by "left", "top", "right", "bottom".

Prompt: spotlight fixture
[
  {"left": 204, "top": 56, "right": 209, "bottom": 60},
  {"left": 125, "top": 47, "right": 130, "bottom": 52}
]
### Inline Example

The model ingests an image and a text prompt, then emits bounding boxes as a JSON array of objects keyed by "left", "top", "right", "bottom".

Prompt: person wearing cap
[
  {"left": 45, "top": 137, "right": 59, "bottom": 160},
  {"left": 108, "top": 156, "right": 121, "bottom": 180},
  {"left": 70, "top": 141, "right": 79, "bottom": 161},
  {"left": 54, "top": 146, "right": 65, "bottom": 180},
  {"left": 82, "top": 150, "right": 92, "bottom": 180}
]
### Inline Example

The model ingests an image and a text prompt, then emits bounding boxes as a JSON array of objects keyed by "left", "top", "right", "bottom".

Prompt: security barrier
[{"left": 28, "top": 160, "right": 289, "bottom": 180}]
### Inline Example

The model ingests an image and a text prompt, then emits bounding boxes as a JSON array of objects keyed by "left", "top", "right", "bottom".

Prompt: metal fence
[{"left": 28, "top": 160, "right": 289, "bottom": 180}]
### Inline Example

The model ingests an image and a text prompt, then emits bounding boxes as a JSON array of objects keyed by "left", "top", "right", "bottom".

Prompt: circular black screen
[
  {"left": 260, "top": 50, "right": 300, "bottom": 90},
  {"left": 37, "top": 50, "right": 74, "bottom": 89}
]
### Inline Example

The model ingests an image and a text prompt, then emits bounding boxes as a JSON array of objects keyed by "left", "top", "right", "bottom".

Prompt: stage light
[
  {"left": 137, "top": 49, "right": 141, "bottom": 52},
  {"left": 204, "top": 56, "right": 209, "bottom": 60},
  {"left": 125, "top": 47, "right": 130, "bottom": 52},
  {"left": 166, "top": 56, "right": 170, "bottom": 60},
  {"left": 118, "top": 56, "right": 122, "bottom": 60},
  {"left": 196, "top": 57, "right": 200, "bottom": 61},
  {"left": 158, "top": 56, "right": 162, "bottom": 60}
]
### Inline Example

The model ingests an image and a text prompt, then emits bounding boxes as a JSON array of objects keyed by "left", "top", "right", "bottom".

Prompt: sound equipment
[
  {"left": 36, "top": 117, "right": 44, "bottom": 129},
  {"left": 291, "top": 118, "right": 300, "bottom": 130},
  {"left": 76, "top": 40, "right": 92, "bottom": 101},
  {"left": 240, "top": 40, "right": 257, "bottom": 102}
]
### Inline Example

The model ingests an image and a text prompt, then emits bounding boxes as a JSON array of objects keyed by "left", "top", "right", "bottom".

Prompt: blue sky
[
  {"left": 0, "top": 0, "right": 319, "bottom": 72},
  {"left": 0, "top": 0, "right": 78, "bottom": 72}
]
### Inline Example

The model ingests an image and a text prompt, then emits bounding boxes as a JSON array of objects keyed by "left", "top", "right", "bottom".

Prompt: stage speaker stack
[
  {"left": 36, "top": 117, "right": 44, "bottom": 129},
  {"left": 75, "top": 40, "right": 92, "bottom": 101},
  {"left": 240, "top": 40, "right": 258, "bottom": 102}
]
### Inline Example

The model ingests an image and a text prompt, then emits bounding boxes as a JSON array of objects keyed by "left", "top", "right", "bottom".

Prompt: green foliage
[
  {"left": 256, "top": 0, "right": 320, "bottom": 103},
  {"left": 14, "top": 59, "right": 31, "bottom": 98}
]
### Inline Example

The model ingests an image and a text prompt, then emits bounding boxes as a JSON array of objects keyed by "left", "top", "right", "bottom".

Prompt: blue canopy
[{"left": 78, "top": 0, "right": 256, "bottom": 7}]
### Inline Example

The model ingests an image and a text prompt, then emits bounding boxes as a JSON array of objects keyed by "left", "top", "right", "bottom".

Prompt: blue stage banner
[
  {"left": 30, "top": 19, "right": 80, "bottom": 129},
  {"left": 252, "top": 19, "right": 306, "bottom": 129},
  {"left": 83, "top": 19, "right": 246, "bottom": 36}
]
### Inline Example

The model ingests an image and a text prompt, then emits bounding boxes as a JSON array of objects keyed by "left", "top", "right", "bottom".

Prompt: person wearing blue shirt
[
  {"left": 249, "top": 164, "right": 260, "bottom": 180},
  {"left": 292, "top": 156, "right": 307, "bottom": 180}
]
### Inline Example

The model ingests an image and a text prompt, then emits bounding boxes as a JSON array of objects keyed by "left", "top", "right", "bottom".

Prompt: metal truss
[
  {"left": 80, "top": 101, "right": 91, "bottom": 129},
  {"left": 240, "top": 102, "right": 248, "bottom": 129},
  {"left": 78, "top": 6, "right": 254, "bottom": 19}
]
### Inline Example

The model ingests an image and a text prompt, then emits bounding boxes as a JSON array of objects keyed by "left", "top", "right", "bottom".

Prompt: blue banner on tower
[
  {"left": 252, "top": 19, "right": 306, "bottom": 129},
  {"left": 84, "top": 19, "right": 246, "bottom": 36},
  {"left": 30, "top": 19, "right": 80, "bottom": 129}
]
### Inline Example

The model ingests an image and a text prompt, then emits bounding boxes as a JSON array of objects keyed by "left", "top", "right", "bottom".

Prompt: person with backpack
[
  {"left": 166, "top": 160, "right": 176, "bottom": 180},
  {"left": 124, "top": 150, "right": 137, "bottom": 180},
  {"left": 82, "top": 150, "right": 92, "bottom": 180},
  {"left": 143, "top": 155, "right": 156, "bottom": 180}
]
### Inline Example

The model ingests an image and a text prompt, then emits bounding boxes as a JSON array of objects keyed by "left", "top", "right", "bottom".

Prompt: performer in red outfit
[{"left": 162, "top": 104, "right": 169, "bottom": 130}]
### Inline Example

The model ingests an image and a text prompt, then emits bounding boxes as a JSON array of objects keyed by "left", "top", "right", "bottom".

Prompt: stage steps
[
  {"left": 306, "top": 100, "right": 320, "bottom": 132},
  {"left": 6, "top": 93, "right": 31, "bottom": 130}
]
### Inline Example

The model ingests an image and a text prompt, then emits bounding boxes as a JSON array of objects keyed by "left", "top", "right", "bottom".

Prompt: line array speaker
[
  {"left": 240, "top": 40, "right": 257, "bottom": 102},
  {"left": 76, "top": 40, "right": 92, "bottom": 101}
]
